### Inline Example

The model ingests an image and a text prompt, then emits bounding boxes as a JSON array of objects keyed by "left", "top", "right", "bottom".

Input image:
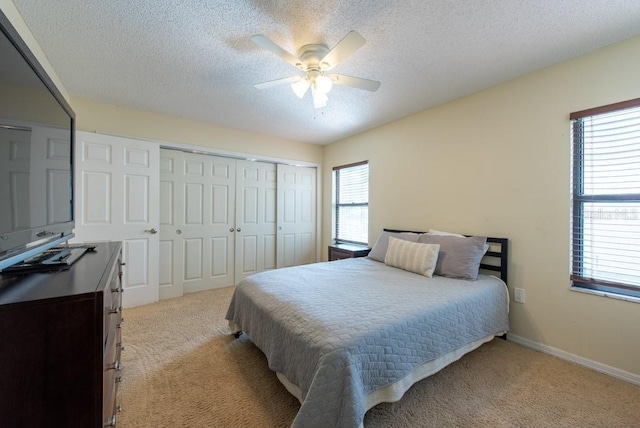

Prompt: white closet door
[
  {"left": 235, "top": 160, "right": 277, "bottom": 283},
  {"left": 74, "top": 131, "right": 160, "bottom": 307},
  {"left": 277, "top": 164, "right": 317, "bottom": 267},
  {"left": 159, "top": 149, "right": 184, "bottom": 299},
  {"left": 159, "top": 149, "right": 236, "bottom": 296}
]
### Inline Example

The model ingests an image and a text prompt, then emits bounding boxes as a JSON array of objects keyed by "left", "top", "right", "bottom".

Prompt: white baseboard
[{"left": 507, "top": 333, "right": 640, "bottom": 386}]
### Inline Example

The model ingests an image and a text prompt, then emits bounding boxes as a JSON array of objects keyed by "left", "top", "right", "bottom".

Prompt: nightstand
[{"left": 328, "top": 243, "right": 371, "bottom": 261}]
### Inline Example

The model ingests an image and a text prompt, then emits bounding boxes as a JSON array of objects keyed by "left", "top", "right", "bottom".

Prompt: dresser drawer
[
  {"left": 103, "top": 322, "right": 121, "bottom": 427},
  {"left": 103, "top": 261, "right": 122, "bottom": 349}
]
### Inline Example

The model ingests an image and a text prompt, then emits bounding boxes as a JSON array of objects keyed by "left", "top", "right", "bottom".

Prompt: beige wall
[
  {"left": 323, "top": 35, "right": 640, "bottom": 376},
  {"left": 71, "top": 98, "right": 323, "bottom": 165}
]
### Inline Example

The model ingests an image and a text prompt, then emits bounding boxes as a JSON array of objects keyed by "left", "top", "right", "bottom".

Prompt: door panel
[
  {"left": 74, "top": 131, "right": 159, "bottom": 307},
  {"left": 235, "top": 160, "right": 277, "bottom": 283},
  {"left": 277, "top": 164, "right": 317, "bottom": 268},
  {"left": 158, "top": 240, "right": 174, "bottom": 289},
  {"left": 82, "top": 171, "right": 111, "bottom": 224},
  {"left": 184, "top": 238, "right": 203, "bottom": 281},
  {"left": 159, "top": 150, "right": 184, "bottom": 299}
]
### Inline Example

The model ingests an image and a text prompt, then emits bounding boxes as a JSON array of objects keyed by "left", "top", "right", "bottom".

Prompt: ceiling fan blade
[
  {"left": 329, "top": 74, "right": 381, "bottom": 92},
  {"left": 320, "top": 31, "right": 366, "bottom": 70},
  {"left": 253, "top": 76, "right": 301, "bottom": 90},
  {"left": 251, "top": 35, "right": 303, "bottom": 69}
]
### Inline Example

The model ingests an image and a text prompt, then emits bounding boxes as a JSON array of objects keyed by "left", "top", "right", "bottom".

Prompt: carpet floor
[{"left": 117, "top": 287, "right": 640, "bottom": 427}]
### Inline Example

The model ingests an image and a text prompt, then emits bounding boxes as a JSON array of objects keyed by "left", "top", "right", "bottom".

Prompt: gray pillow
[
  {"left": 417, "top": 234, "right": 488, "bottom": 280},
  {"left": 368, "top": 231, "right": 421, "bottom": 262}
]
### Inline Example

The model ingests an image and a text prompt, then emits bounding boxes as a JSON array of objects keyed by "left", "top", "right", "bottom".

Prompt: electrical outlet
[{"left": 514, "top": 288, "right": 525, "bottom": 304}]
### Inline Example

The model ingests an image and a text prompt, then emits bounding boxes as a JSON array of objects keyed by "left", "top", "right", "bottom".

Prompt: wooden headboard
[{"left": 383, "top": 229, "right": 509, "bottom": 284}]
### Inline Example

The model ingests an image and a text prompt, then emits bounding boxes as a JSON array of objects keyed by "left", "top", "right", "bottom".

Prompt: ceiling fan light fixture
[
  {"left": 311, "top": 85, "right": 328, "bottom": 108},
  {"left": 291, "top": 78, "right": 310, "bottom": 98},
  {"left": 314, "top": 75, "right": 332, "bottom": 94}
]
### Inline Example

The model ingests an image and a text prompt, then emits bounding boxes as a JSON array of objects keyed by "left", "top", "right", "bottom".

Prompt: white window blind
[
  {"left": 334, "top": 161, "right": 368, "bottom": 244},
  {"left": 570, "top": 98, "right": 640, "bottom": 298}
]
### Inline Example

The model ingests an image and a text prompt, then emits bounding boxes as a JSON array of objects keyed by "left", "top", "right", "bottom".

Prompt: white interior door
[
  {"left": 74, "top": 131, "right": 159, "bottom": 307},
  {"left": 159, "top": 149, "right": 236, "bottom": 296},
  {"left": 277, "top": 164, "right": 317, "bottom": 268},
  {"left": 235, "top": 160, "right": 277, "bottom": 283}
]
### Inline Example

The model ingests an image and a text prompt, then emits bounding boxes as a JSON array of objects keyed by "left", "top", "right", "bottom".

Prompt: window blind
[
  {"left": 570, "top": 98, "right": 640, "bottom": 298},
  {"left": 334, "top": 161, "right": 368, "bottom": 244}
]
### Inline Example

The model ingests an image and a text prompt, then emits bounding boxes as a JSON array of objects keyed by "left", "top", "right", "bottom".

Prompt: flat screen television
[{"left": 0, "top": 10, "right": 75, "bottom": 270}]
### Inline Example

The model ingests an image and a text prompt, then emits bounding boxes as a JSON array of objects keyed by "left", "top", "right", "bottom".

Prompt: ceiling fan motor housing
[{"left": 298, "top": 44, "right": 332, "bottom": 71}]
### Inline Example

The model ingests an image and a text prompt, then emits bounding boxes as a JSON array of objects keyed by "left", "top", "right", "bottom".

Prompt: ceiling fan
[{"left": 251, "top": 31, "right": 381, "bottom": 108}]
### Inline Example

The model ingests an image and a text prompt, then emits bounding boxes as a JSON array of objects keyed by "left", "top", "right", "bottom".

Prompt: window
[
  {"left": 333, "top": 161, "right": 369, "bottom": 245},
  {"left": 570, "top": 98, "right": 640, "bottom": 299}
]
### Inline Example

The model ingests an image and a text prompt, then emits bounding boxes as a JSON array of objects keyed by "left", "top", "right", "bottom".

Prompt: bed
[{"left": 225, "top": 229, "right": 509, "bottom": 428}]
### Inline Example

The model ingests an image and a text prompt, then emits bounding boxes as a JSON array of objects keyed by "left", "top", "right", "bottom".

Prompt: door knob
[
  {"left": 236, "top": 228, "right": 242, "bottom": 232},
  {"left": 229, "top": 228, "right": 235, "bottom": 232},
  {"left": 176, "top": 229, "right": 182, "bottom": 235},
  {"left": 144, "top": 228, "right": 158, "bottom": 234}
]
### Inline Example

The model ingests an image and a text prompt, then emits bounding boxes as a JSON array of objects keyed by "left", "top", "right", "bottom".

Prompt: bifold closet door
[
  {"left": 235, "top": 160, "right": 277, "bottom": 283},
  {"left": 74, "top": 131, "right": 160, "bottom": 307},
  {"left": 277, "top": 164, "right": 317, "bottom": 267},
  {"left": 159, "top": 149, "right": 236, "bottom": 296}
]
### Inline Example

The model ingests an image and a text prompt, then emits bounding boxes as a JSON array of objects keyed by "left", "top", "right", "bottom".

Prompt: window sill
[{"left": 570, "top": 286, "right": 640, "bottom": 305}]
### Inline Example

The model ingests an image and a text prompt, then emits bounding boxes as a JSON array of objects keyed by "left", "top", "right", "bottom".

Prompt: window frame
[
  {"left": 570, "top": 97, "right": 640, "bottom": 300},
  {"left": 333, "top": 160, "right": 369, "bottom": 245}
]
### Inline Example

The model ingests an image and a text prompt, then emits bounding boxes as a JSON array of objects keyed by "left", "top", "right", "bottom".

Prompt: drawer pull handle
[
  {"left": 111, "top": 288, "right": 122, "bottom": 293},
  {"left": 116, "top": 342, "right": 125, "bottom": 351},
  {"left": 104, "top": 415, "right": 116, "bottom": 427},
  {"left": 115, "top": 376, "right": 123, "bottom": 383},
  {"left": 109, "top": 307, "right": 120, "bottom": 315},
  {"left": 107, "top": 361, "right": 120, "bottom": 371}
]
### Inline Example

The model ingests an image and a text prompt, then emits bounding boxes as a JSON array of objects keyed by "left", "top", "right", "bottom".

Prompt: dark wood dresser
[{"left": 0, "top": 241, "right": 123, "bottom": 427}]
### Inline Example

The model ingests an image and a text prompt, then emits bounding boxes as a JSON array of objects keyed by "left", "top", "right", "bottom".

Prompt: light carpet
[{"left": 118, "top": 287, "right": 640, "bottom": 427}]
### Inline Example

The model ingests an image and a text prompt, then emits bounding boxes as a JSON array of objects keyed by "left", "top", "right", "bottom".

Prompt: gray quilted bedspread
[{"left": 225, "top": 258, "right": 509, "bottom": 428}]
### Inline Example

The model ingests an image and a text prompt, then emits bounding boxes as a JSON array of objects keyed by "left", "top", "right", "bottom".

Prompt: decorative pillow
[
  {"left": 384, "top": 236, "right": 440, "bottom": 277},
  {"left": 417, "top": 234, "right": 488, "bottom": 280},
  {"left": 368, "top": 230, "right": 421, "bottom": 262}
]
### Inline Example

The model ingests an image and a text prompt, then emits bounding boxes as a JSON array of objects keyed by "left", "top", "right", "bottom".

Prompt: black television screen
[{"left": 0, "top": 10, "right": 75, "bottom": 270}]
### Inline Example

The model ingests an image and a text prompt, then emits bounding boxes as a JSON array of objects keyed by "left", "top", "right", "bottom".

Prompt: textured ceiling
[{"left": 11, "top": 0, "right": 640, "bottom": 145}]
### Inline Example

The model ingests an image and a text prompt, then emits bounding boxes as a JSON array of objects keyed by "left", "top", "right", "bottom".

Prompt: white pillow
[
  {"left": 427, "top": 228, "right": 465, "bottom": 237},
  {"left": 385, "top": 236, "right": 440, "bottom": 277}
]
